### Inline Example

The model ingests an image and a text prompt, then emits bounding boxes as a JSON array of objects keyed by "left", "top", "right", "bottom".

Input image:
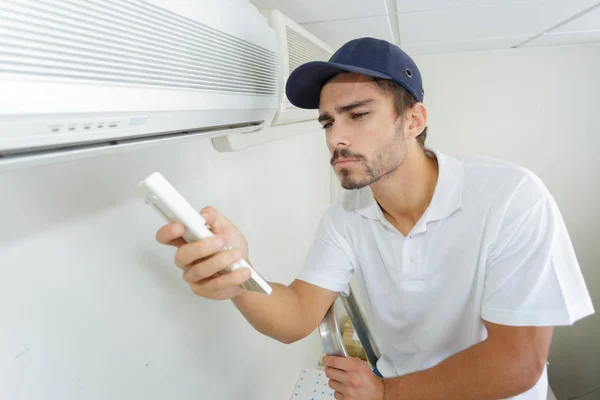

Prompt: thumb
[{"left": 199, "top": 206, "right": 232, "bottom": 233}]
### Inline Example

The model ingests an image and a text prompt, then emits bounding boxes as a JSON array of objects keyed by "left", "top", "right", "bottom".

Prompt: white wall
[
  {"left": 0, "top": 126, "right": 331, "bottom": 399},
  {"left": 414, "top": 43, "right": 600, "bottom": 399}
]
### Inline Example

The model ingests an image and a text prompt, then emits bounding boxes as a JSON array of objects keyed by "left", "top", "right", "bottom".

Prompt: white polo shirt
[{"left": 298, "top": 148, "right": 594, "bottom": 399}]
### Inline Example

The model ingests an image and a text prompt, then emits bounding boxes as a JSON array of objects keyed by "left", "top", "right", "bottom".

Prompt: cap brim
[{"left": 285, "top": 61, "right": 393, "bottom": 109}]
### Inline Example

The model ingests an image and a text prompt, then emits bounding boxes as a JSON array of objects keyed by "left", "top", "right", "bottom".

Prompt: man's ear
[{"left": 405, "top": 103, "right": 427, "bottom": 140}]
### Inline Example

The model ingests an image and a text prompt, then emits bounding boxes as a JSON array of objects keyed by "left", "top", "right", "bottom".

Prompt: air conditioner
[{"left": 0, "top": 0, "right": 281, "bottom": 169}]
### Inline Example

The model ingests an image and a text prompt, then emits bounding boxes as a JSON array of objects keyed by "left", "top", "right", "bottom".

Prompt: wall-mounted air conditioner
[{"left": 0, "top": 0, "right": 280, "bottom": 169}]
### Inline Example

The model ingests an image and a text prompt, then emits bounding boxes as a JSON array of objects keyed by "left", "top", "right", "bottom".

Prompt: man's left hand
[{"left": 322, "top": 356, "right": 385, "bottom": 400}]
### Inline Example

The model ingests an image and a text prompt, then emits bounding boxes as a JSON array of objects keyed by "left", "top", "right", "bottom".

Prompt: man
[{"left": 156, "top": 38, "right": 594, "bottom": 399}]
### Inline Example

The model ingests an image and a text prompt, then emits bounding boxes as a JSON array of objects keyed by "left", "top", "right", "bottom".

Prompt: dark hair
[{"left": 373, "top": 78, "right": 427, "bottom": 147}]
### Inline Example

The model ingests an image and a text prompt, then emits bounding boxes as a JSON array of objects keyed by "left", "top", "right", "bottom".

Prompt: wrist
[
  {"left": 231, "top": 287, "right": 252, "bottom": 306},
  {"left": 382, "top": 376, "right": 402, "bottom": 400}
]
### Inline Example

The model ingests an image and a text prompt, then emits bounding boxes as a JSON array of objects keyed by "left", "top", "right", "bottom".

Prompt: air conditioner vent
[
  {"left": 0, "top": 0, "right": 278, "bottom": 95},
  {"left": 285, "top": 26, "right": 331, "bottom": 74}
]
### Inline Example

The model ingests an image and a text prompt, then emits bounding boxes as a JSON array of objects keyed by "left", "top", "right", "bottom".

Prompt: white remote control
[{"left": 136, "top": 172, "right": 272, "bottom": 295}]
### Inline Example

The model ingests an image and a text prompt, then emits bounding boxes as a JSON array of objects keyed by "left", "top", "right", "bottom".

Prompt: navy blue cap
[{"left": 285, "top": 37, "right": 424, "bottom": 110}]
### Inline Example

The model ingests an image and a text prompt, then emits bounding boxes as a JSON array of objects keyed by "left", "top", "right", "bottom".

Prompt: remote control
[{"left": 136, "top": 172, "right": 272, "bottom": 295}]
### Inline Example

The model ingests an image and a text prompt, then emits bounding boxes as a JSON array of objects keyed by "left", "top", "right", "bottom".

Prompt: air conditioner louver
[
  {"left": 285, "top": 26, "right": 332, "bottom": 75},
  {"left": 0, "top": 0, "right": 278, "bottom": 95}
]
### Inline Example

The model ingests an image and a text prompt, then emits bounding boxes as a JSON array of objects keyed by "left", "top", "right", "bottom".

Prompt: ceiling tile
[
  {"left": 401, "top": 35, "right": 532, "bottom": 55},
  {"left": 301, "top": 16, "right": 395, "bottom": 50},
  {"left": 523, "top": 5, "right": 600, "bottom": 47},
  {"left": 396, "top": 0, "right": 600, "bottom": 46},
  {"left": 553, "top": 5, "right": 600, "bottom": 32},
  {"left": 249, "top": 0, "right": 386, "bottom": 24},
  {"left": 395, "top": 0, "right": 541, "bottom": 14},
  {"left": 524, "top": 30, "right": 600, "bottom": 47}
]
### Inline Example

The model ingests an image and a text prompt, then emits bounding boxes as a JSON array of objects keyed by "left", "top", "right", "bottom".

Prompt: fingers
[
  {"left": 155, "top": 205, "right": 226, "bottom": 247},
  {"left": 154, "top": 206, "right": 249, "bottom": 301},
  {"left": 175, "top": 236, "right": 226, "bottom": 268},
  {"left": 323, "top": 356, "right": 366, "bottom": 372},
  {"left": 182, "top": 248, "right": 241, "bottom": 283},
  {"left": 206, "top": 285, "right": 246, "bottom": 301},
  {"left": 156, "top": 222, "right": 186, "bottom": 247},
  {"left": 329, "top": 376, "right": 348, "bottom": 398},
  {"left": 199, "top": 206, "right": 232, "bottom": 233},
  {"left": 325, "top": 367, "right": 350, "bottom": 384},
  {"left": 322, "top": 356, "right": 349, "bottom": 370},
  {"left": 189, "top": 267, "right": 252, "bottom": 298},
  {"left": 327, "top": 375, "right": 351, "bottom": 398}
]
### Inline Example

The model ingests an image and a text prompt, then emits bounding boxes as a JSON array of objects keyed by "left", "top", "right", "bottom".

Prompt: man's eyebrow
[
  {"left": 336, "top": 99, "right": 374, "bottom": 114},
  {"left": 318, "top": 99, "right": 375, "bottom": 123},
  {"left": 318, "top": 112, "right": 332, "bottom": 123}
]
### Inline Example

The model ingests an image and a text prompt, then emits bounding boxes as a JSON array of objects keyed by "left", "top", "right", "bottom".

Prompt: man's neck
[{"left": 370, "top": 146, "right": 439, "bottom": 235}]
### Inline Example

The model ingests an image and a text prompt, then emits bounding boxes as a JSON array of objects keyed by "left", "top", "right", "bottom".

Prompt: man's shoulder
[
  {"left": 456, "top": 153, "right": 550, "bottom": 205},
  {"left": 458, "top": 153, "right": 537, "bottom": 181}
]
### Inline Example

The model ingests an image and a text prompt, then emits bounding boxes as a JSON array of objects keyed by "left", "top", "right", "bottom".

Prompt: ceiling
[{"left": 249, "top": 0, "right": 600, "bottom": 54}]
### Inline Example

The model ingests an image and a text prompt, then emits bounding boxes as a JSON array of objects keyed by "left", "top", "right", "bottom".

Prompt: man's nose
[{"left": 327, "top": 123, "right": 351, "bottom": 149}]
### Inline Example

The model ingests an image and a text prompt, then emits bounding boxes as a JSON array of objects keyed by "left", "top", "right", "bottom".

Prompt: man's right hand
[{"left": 155, "top": 206, "right": 252, "bottom": 300}]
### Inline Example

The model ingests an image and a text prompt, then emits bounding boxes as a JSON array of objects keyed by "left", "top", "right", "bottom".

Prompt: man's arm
[
  {"left": 156, "top": 207, "right": 341, "bottom": 345},
  {"left": 233, "top": 280, "right": 338, "bottom": 344},
  {"left": 324, "top": 321, "right": 552, "bottom": 400},
  {"left": 382, "top": 321, "right": 553, "bottom": 399}
]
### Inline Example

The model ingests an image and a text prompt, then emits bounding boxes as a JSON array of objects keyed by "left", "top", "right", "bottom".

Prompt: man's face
[{"left": 319, "top": 73, "right": 407, "bottom": 190}]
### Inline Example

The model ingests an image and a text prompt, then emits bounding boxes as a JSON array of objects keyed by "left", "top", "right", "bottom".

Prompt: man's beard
[{"left": 331, "top": 124, "right": 406, "bottom": 190}]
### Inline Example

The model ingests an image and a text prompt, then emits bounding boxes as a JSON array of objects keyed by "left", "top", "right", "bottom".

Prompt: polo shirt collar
[{"left": 353, "top": 148, "right": 465, "bottom": 227}]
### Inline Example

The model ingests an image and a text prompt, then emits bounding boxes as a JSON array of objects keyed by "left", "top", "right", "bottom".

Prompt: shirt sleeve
[
  {"left": 481, "top": 177, "right": 595, "bottom": 326},
  {"left": 296, "top": 207, "right": 355, "bottom": 295}
]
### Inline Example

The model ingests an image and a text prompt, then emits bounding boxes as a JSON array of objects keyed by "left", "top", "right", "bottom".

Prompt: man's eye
[
  {"left": 352, "top": 112, "right": 369, "bottom": 120},
  {"left": 322, "top": 122, "right": 333, "bottom": 130}
]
